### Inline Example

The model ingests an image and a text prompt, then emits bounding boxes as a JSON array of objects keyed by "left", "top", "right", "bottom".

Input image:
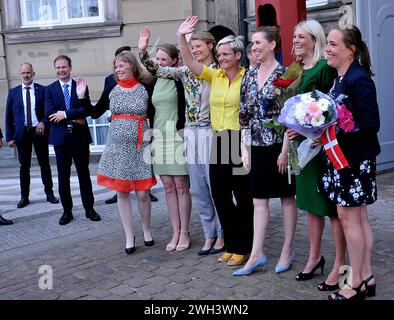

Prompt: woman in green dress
[
  {"left": 149, "top": 43, "right": 192, "bottom": 252},
  {"left": 287, "top": 20, "right": 346, "bottom": 291}
]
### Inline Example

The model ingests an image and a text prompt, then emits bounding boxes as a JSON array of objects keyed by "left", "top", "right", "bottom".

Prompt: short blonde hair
[{"left": 217, "top": 35, "right": 244, "bottom": 56}]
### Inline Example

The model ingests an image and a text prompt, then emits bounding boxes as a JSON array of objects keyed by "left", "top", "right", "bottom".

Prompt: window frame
[
  {"left": 306, "top": 0, "right": 329, "bottom": 9},
  {"left": 1, "top": 0, "right": 121, "bottom": 44},
  {"left": 19, "top": 0, "right": 105, "bottom": 28}
]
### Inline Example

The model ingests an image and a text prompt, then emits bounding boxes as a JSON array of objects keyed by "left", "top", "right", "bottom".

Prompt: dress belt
[{"left": 112, "top": 114, "right": 147, "bottom": 150}]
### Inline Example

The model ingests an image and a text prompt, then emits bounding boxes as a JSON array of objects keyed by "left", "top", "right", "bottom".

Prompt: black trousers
[
  {"left": 16, "top": 127, "right": 54, "bottom": 199},
  {"left": 209, "top": 130, "right": 254, "bottom": 255},
  {"left": 54, "top": 131, "right": 94, "bottom": 213}
]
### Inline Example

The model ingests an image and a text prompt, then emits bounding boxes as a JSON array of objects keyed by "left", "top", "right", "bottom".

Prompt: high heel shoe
[
  {"left": 318, "top": 281, "right": 339, "bottom": 291},
  {"left": 275, "top": 253, "right": 293, "bottom": 274},
  {"left": 233, "top": 255, "right": 268, "bottom": 276},
  {"left": 364, "top": 274, "right": 376, "bottom": 297},
  {"left": 143, "top": 232, "right": 154, "bottom": 247},
  {"left": 295, "top": 256, "right": 325, "bottom": 281},
  {"left": 198, "top": 237, "right": 216, "bottom": 256},
  {"left": 125, "top": 236, "right": 136, "bottom": 254},
  {"left": 328, "top": 281, "right": 366, "bottom": 301}
]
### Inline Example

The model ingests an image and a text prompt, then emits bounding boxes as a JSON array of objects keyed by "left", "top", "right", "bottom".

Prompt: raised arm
[
  {"left": 177, "top": 16, "right": 204, "bottom": 76},
  {"left": 139, "top": 27, "right": 185, "bottom": 80}
]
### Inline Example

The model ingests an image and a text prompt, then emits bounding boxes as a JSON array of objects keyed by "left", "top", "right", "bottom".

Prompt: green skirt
[{"left": 296, "top": 151, "right": 336, "bottom": 216}]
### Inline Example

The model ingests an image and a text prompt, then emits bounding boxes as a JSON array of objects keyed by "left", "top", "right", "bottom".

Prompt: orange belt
[{"left": 112, "top": 114, "right": 147, "bottom": 150}]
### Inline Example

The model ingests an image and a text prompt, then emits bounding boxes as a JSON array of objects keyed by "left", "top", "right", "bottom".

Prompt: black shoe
[
  {"left": 59, "top": 212, "right": 73, "bottom": 225},
  {"left": 125, "top": 236, "right": 136, "bottom": 254},
  {"left": 209, "top": 246, "right": 225, "bottom": 255},
  {"left": 364, "top": 274, "right": 376, "bottom": 297},
  {"left": 0, "top": 214, "right": 13, "bottom": 225},
  {"left": 143, "top": 233, "right": 155, "bottom": 247},
  {"left": 46, "top": 194, "right": 59, "bottom": 204},
  {"left": 149, "top": 192, "right": 158, "bottom": 202},
  {"left": 85, "top": 209, "right": 101, "bottom": 221},
  {"left": 328, "top": 282, "right": 366, "bottom": 301},
  {"left": 105, "top": 194, "right": 117, "bottom": 204},
  {"left": 17, "top": 198, "right": 30, "bottom": 208},
  {"left": 144, "top": 239, "right": 154, "bottom": 247},
  {"left": 318, "top": 281, "right": 339, "bottom": 291},
  {"left": 295, "top": 256, "right": 325, "bottom": 281}
]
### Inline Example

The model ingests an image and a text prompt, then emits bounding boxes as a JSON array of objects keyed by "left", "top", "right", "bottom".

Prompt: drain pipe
[{"left": 239, "top": 0, "right": 248, "bottom": 67}]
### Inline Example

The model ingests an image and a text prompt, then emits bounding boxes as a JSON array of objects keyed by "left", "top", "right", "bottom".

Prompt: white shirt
[
  {"left": 21, "top": 82, "right": 39, "bottom": 127},
  {"left": 58, "top": 79, "right": 72, "bottom": 120},
  {"left": 58, "top": 79, "right": 72, "bottom": 100}
]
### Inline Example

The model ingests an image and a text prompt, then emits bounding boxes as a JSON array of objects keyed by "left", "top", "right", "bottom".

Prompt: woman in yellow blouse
[{"left": 178, "top": 16, "right": 254, "bottom": 266}]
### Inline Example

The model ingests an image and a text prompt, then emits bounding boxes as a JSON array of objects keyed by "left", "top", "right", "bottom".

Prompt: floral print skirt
[{"left": 319, "top": 157, "right": 377, "bottom": 207}]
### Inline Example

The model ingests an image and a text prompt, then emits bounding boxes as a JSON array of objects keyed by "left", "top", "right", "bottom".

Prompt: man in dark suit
[
  {"left": 46, "top": 55, "right": 101, "bottom": 225},
  {"left": 5, "top": 63, "right": 58, "bottom": 209},
  {"left": 92, "top": 46, "right": 158, "bottom": 204},
  {"left": 0, "top": 128, "right": 14, "bottom": 225}
]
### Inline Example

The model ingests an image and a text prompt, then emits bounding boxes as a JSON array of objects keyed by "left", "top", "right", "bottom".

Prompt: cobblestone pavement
[{"left": 0, "top": 149, "right": 393, "bottom": 300}]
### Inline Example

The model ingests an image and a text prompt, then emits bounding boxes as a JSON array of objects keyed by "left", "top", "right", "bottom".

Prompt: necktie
[
  {"left": 63, "top": 83, "right": 70, "bottom": 111},
  {"left": 25, "top": 87, "right": 32, "bottom": 128}
]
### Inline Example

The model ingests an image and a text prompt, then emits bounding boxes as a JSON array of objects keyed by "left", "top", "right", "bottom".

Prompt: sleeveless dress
[
  {"left": 97, "top": 84, "right": 157, "bottom": 192},
  {"left": 151, "top": 78, "right": 188, "bottom": 176}
]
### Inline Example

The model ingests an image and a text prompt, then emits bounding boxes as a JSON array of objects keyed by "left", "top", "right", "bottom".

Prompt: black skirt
[{"left": 250, "top": 144, "right": 296, "bottom": 199}]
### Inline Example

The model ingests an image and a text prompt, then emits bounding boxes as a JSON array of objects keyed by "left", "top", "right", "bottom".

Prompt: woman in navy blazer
[{"left": 321, "top": 25, "right": 380, "bottom": 300}]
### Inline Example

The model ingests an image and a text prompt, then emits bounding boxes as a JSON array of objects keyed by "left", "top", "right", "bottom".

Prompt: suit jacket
[
  {"left": 89, "top": 75, "right": 156, "bottom": 128},
  {"left": 333, "top": 60, "right": 381, "bottom": 165},
  {"left": 5, "top": 83, "right": 46, "bottom": 142},
  {"left": 45, "top": 79, "right": 92, "bottom": 146}
]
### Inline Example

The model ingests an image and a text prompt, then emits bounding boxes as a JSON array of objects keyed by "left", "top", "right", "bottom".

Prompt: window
[
  {"left": 306, "top": 0, "right": 329, "bottom": 9},
  {"left": 248, "top": 0, "right": 256, "bottom": 16},
  {"left": 87, "top": 111, "right": 111, "bottom": 151},
  {"left": 20, "top": 0, "right": 104, "bottom": 27}
]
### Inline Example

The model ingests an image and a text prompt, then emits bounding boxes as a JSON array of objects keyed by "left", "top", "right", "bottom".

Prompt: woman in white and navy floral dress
[{"left": 321, "top": 25, "right": 380, "bottom": 301}]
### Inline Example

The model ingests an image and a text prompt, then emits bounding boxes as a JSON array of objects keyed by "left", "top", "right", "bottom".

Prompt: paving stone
[
  {"left": 0, "top": 161, "right": 392, "bottom": 300},
  {"left": 109, "top": 284, "right": 137, "bottom": 296}
]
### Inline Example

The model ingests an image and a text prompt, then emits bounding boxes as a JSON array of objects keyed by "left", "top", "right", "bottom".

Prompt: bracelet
[{"left": 178, "top": 44, "right": 188, "bottom": 48}]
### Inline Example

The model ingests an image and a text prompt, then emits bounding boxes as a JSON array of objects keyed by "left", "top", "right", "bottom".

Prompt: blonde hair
[{"left": 293, "top": 20, "right": 326, "bottom": 66}]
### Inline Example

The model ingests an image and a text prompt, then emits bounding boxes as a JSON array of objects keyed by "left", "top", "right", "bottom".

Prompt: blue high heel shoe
[
  {"left": 233, "top": 255, "right": 268, "bottom": 276},
  {"left": 275, "top": 253, "right": 293, "bottom": 274}
]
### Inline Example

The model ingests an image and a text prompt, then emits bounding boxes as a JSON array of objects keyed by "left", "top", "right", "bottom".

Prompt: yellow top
[{"left": 198, "top": 65, "right": 245, "bottom": 131}]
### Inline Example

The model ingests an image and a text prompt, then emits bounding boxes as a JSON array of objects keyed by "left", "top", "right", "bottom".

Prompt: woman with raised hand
[
  {"left": 233, "top": 26, "right": 297, "bottom": 276},
  {"left": 288, "top": 20, "right": 347, "bottom": 292},
  {"left": 78, "top": 52, "right": 157, "bottom": 254},
  {"left": 138, "top": 27, "right": 224, "bottom": 255},
  {"left": 137, "top": 39, "right": 192, "bottom": 252},
  {"left": 177, "top": 16, "right": 254, "bottom": 267},
  {"left": 322, "top": 24, "right": 380, "bottom": 301}
]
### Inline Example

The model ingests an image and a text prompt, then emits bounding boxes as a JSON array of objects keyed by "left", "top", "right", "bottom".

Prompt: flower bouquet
[
  {"left": 263, "top": 61, "right": 304, "bottom": 136},
  {"left": 278, "top": 90, "right": 337, "bottom": 177},
  {"left": 278, "top": 90, "right": 337, "bottom": 139}
]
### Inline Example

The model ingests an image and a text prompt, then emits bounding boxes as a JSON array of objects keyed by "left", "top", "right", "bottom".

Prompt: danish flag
[{"left": 321, "top": 124, "right": 349, "bottom": 170}]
